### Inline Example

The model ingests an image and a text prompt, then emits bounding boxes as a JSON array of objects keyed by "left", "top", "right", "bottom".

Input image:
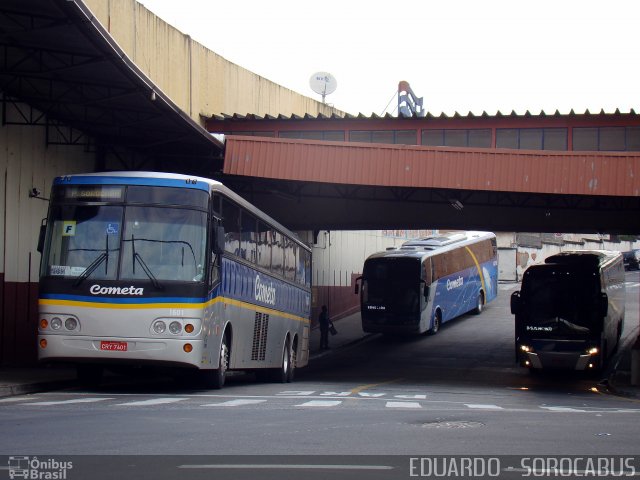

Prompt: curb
[
  {"left": 309, "top": 333, "right": 376, "bottom": 361},
  {"left": 0, "top": 379, "right": 77, "bottom": 399}
]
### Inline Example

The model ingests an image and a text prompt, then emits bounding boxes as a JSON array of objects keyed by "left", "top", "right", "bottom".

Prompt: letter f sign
[{"left": 62, "top": 221, "right": 76, "bottom": 236}]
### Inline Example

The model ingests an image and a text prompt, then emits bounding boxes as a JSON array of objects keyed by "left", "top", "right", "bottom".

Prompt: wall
[
  {"left": 82, "top": 0, "right": 342, "bottom": 122},
  {"left": 311, "top": 230, "right": 437, "bottom": 324},
  {"left": 0, "top": 98, "right": 96, "bottom": 365},
  {"left": 495, "top": 232, "right": 640, "bottom": 280}
]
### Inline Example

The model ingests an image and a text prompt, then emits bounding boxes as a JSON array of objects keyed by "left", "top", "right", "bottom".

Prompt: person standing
[{"left": 318, "top": 305, "right": 330, "bottom": 350}]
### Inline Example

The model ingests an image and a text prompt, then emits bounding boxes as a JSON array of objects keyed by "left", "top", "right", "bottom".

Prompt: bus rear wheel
[
  {"left": 287, "top": 343, "right": 296, "bottom": 383},
  {"left": 266, "top": 338, "right": 293, "bottom": 383},
  {"left": 473, "top": 292, "right": 484, "bottom": 315}
]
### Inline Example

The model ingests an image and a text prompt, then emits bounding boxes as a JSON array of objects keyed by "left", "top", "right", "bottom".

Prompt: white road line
[
  {"left": 296, "top": 400, "right": 342, "bottom": 407},
  {"left": 201, "top": 399, "right": 267, "bottom": 407},
  {"left": 385, "top": 401, "right": 421, "bottom": 409},
  {"left": 540, "top": 406, "right": 587, "bottom": 412},
  {"left": 25, "top": 397, "right": 113, "bottom": 406},
  {"left": 465, "top": 404, "right": 504, "bottom": 410},
  {"left": 276, "top": 391, "right": 315, "bottom": 396},
  {"left": 116, "top": 398, "right": 186, "bottom": 406}
]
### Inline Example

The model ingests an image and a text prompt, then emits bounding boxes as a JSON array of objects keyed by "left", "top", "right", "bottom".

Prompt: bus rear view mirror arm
[
  {"left": 510, "top": 291, "right": 521, "bottom": 315},
  {"left": 214, "top": 226, "right": 225, "bottom": 254},
  {"left": 37, "top": 219, "right": 47, "bottom": 253},
  {"left": 420, "top": 279, "right": 429, "bottom": 299},
  {"left": 354, "top": 276, "right": 362, "bottom": 294}
]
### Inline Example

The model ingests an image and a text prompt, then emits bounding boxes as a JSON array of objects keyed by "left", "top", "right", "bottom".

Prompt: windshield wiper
[
  {"left": 130, "top": 234, "right": 163, "bottom": 290},
  {"left": 133, "top": 252, "right": 163, "bottom": 290},
  {"left": 73, "top": 252, "right": 108, "bottom": 287}
]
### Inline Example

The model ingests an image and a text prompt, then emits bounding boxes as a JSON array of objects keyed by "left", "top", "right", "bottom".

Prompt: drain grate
[{"left": 420, "top": 420, "right": 484, "bottom": 429}]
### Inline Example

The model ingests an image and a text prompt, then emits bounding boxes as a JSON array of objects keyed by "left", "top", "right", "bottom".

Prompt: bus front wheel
[
  {"left": 429, "top": 311, "right": 441, "bottom": 335},
  {"left": 203, "top": 335, "right": 229, "bottom": 389}
]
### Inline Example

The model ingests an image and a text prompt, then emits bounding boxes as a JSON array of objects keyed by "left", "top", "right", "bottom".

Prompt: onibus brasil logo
[{"left": 8, "top": 456, "right": 72, "bottom": 479}]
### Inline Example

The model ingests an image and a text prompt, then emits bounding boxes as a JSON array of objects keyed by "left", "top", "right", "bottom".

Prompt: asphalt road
[{"left": 0, "top": 272, "right": 638, "bottom": 479}]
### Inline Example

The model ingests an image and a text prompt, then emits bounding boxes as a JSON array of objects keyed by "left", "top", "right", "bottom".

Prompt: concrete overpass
[{"left": 219, "top": 136, "right": 640, "bottom": 234}]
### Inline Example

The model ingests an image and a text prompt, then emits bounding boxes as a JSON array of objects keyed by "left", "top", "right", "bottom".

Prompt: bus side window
[
  {"left": 209, "top": 218, "right": 222, "bottom": 287},
  {"left": 221, "top": 198, "right": 240, "bottom": 256},
  {"left": 423, "top": 258, "right": 433, "bottom": 284}
]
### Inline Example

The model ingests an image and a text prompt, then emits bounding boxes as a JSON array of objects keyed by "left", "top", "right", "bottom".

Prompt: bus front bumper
[
  {"left": 519, "top": 351, "right": 596, "bottom": 371},
  {"left": 38, "top": 334, "right": 205, "bottom": 369}
]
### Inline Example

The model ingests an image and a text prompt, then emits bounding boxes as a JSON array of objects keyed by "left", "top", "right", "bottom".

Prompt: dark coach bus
[{"left": 511, "top": 250, "right": 625, "bottom": 372}]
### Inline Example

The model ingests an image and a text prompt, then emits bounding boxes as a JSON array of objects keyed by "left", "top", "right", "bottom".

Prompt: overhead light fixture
[{"left": 449, "top": 199, "right": 464, "bottom": 211}]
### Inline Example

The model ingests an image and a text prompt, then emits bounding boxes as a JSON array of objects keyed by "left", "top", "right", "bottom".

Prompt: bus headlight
[
  {"left": 50, "top": 317, "right": 63, "bottom": 330},
  {"left": 587, "top": 347, "right": 599, "bottom": 356},
  {"left": 151, "top": 318, "right": 201, "bottom": 336},
  {"left": 169, "top": 321, "right": 182, "bottom": 335},
  {"left": 520, "top": 345, "right": 533, "bottom": 353},
  {"left": 152, "top": 320, "right": 166, "bottom": 334},
  {"left": 65, "top": 317, "right": 78, "bottom": 331}
]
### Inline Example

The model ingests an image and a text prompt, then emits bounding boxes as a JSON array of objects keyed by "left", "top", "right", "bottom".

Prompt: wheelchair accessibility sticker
[{"left": 106, "top": 223, "right": 119, "bottom": 235}]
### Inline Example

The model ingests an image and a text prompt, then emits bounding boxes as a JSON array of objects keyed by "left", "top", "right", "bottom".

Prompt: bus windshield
[
  {"left": 42, "top": 204, "right": 207, "bottom": 283},
  {"left": 521, "top": 267, "right": 600, "bottom": 337},
  {"left": 363, "top": 257, "right": 421, "bottom": 315}
]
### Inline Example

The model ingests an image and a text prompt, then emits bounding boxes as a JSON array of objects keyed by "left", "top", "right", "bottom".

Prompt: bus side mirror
[
  {"left": 213, "top": 226, "right": 225, "bottom": 254},
  {"left": 354, "top": 276, "right": 362, "bottom": 294},
  {"left": 420, "top": 279, "right": 429, "bottom": 299},
  {"left": 510, "top": 291, "right": 521, "bottom": 315},
  {"left": 37, "top": 220, "right": 47, "bottom": 253},
  {"left": 599, "top": 293, "right": 608, "bottom": 317}
]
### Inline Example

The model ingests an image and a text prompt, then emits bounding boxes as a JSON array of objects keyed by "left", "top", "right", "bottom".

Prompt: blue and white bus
[
  {"left": 356, "top": 232, "right": 498, "bottom": 335},
  {"left": 37, "top": 172, "right": 311, "bottom": 388}
]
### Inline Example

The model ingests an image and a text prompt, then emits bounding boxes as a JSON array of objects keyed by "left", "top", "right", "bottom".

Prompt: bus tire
[
  {"left": 204, "top": 334, "right": 229, "bottom": 389},
  {"left": 268, "top": 337, "right": 293, "bottom": 383},
  {"left": 473, "top": 292, "right": 484, "bottom": 315},
  {"left": 287, "top": 341, "right": 297, "bottom": 383},
  {"left": 278, "top": 338, "right": 293, "bottom": 383},
  {"left": 428, "top": 311, "right": 441, "bottom": 335}
]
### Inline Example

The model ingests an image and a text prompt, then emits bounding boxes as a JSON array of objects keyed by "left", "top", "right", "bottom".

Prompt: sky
[{"left": 138, "top": 0, "right": 640, "bottom": 116}]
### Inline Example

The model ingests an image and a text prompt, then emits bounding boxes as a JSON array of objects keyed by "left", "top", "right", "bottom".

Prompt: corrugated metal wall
[
  {"left": 83, "top": 0, "right": 341, "bottom": 121},
  {"left": 0, "top": 101, "right": 94, "bottom": 365},
  {"left": 311, "top": 231, "right": 422, "bottom": 323},
  {"left": 224, "top": 136, "right": 640, "bottom": 197}
]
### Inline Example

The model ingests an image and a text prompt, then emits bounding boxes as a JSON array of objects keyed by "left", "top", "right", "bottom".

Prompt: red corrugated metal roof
[
  {"left": 224, "top": 136, "right": 640, "bottom": 197},
  {"left": 207, "top": 108, "right": 638, "bottom": 123}
]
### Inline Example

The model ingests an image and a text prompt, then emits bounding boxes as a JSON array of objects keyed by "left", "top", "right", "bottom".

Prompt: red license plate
[{"left": 100, "top": 341, "right": 127, "bottom": 352}]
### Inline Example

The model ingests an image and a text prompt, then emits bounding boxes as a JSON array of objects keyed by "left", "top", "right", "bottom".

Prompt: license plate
[{"left": 100, "top": 341, "right": 127, "bottom": 352}]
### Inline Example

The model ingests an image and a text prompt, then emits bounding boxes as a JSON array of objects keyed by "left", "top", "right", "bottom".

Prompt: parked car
[{"left": 623, "top": 250, "right": 640, "bottom": 270}]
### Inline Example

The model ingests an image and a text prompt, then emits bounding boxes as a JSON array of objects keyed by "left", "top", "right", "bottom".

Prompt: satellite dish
[{"left": 309, "top": 72, "right": 337, "bottom": 103}]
